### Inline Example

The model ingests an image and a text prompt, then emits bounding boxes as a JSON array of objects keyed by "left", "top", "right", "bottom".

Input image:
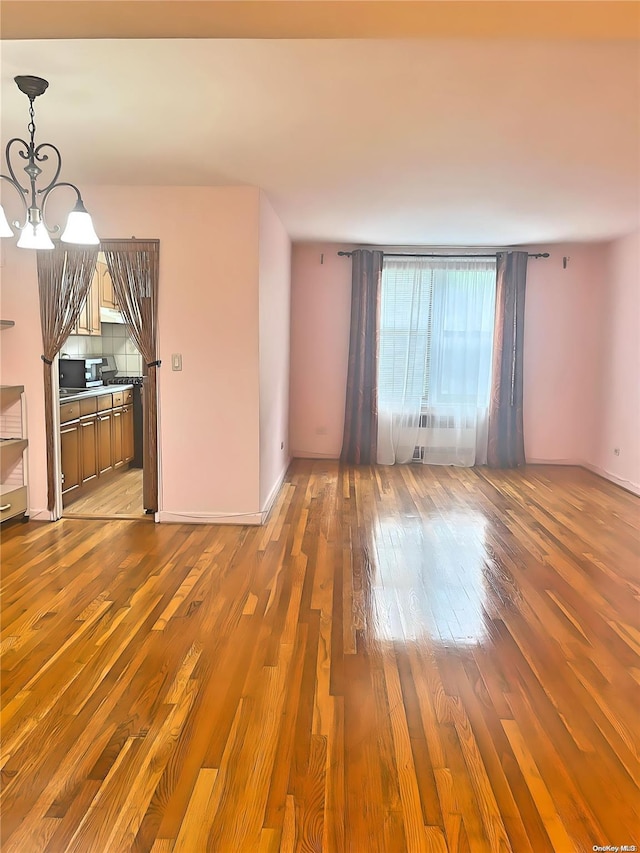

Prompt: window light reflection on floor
[{"left": 370, "top": 510, "right": 490, "bottom": 645}]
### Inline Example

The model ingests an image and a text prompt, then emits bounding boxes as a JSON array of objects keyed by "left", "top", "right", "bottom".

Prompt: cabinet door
[
  {"left": 122, "top": 405, "right": 134, "bottom": 463},
  {"left": 99, "top": 261, "right": 119, "bottom": 310},
  {"left": 89, "top": 268, "right": 101, "bottom": 333},
  {"left": 61, "top": 422, "right": 81, "bottom": 495},
  {"left": 97, "top": 412, "right": 113, "bottom": 474},
  {"left": 72, "top": 266, "right": 101, "bottom": 336},
  {"left": 80, "top": 417, "right": 98, "bottom": 484},
  {"left": 72, "top": 291, "right": 91, "bottom": 335},
  {"left": 112, "top": 408, "right": 124, "bottom": 468}
]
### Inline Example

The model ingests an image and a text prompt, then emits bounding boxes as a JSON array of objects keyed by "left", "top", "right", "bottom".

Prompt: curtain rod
[{"left": 337, "top": 251, "right": 549, "bottom": 259}]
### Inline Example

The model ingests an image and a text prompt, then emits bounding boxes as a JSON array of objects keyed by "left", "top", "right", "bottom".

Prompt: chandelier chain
[{"left": 27, "top": 100, "right": 36, "bottom": 147}]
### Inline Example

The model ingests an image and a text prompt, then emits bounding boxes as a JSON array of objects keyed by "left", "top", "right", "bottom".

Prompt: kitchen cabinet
[
  {"left": 69, "top": 258, "right": 118, "bottom": 336},
  {"left": 122, "top": 405, "right": 134, "bottom": 463},
  {"left": 112, "top": 408, "right": 124, "bottom": 468},
  {"left": 60, "top": 387, "right": 134, "bottom": 506},
  {"left": 1, "top": 384, "right": 29, "bottom": 523},
  {"left": 60, "top": 422, "right": 81, "bottom": 496},
  {"left": 79, "top": 396, "right": 98, "bottom": 485},
  {"left": 80, "top": 418, "right": 98, "bottom": 485},
  {"left": 97, "top": 260, "right": 119, "bottom": 310},
  {"left": 97, "top": 411, "right": 113, "bottom": 474},
  {"left": 71, "top": 266, "right": 101, "bottom": 336}
]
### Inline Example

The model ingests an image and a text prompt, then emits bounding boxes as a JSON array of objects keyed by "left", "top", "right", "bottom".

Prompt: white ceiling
[{"left": 1, "top": 38, "right": 639, "bottom": 245}]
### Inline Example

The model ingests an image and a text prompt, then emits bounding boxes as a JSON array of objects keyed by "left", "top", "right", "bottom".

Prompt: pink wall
[
  {"left": 523, "top": 244, "right": 608, "bottom": 464},
  {"left": 1, "top": 186, "right": 265, "bottom": 521},
  {"left": 289, "top": 244, "right": 353, "bottom": 458},
  {"left": 258, "top": 192, "right": 292, "bottom": 510},
  {"left": 589, "top": 230, "right": 640, "bottom": 492}
]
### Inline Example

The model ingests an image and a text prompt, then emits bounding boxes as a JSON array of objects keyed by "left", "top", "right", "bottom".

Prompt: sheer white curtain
[{"left": 377, "top": 258, "right": 496, "bottom": 467}]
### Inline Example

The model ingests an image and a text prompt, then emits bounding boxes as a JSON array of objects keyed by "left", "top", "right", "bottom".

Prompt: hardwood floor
[
  {"left": 1, "top": 461, "right": 638, "bottom": 852},
  {"left": 64, "top": 468, "right": 146, "bottom": 519}
]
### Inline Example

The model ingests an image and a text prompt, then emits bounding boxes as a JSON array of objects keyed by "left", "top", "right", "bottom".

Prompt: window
[{"left": 379, "top": 258, "right": 496, "bottom": 409}]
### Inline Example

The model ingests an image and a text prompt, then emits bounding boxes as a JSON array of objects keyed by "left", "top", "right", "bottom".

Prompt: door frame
[{"left": 53, "top": 239, "right": 161, "bottom": 521}]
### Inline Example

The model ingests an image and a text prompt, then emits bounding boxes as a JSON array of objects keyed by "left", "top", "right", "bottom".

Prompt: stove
[{"left": 105, "top": 376, "right": 144, "bottom": 387}]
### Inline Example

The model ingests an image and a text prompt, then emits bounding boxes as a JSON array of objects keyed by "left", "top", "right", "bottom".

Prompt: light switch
[{"left": 171, "top": 353, "right": 182, "bottom": 371}]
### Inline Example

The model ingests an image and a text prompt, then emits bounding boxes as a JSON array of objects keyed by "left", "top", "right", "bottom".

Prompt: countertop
[{"left": 58, "top": 384, "right": 134, "bottom": 403}]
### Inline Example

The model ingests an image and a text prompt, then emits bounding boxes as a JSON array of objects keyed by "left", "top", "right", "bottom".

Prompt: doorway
[{"left": 52, "top": 240, "right": 160, "bottom": 521}]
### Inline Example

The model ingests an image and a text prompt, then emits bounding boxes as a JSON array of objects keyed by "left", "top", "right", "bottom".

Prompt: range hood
[{"left": 100, "top": 306, "right": 125, "bottom": 324}]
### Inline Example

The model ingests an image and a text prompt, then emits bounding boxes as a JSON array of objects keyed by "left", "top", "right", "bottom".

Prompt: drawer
[
  {"left": 0, "top": 486, "right": 27, "bottom": 521},
  {"left": 112, "top": 391, "right": 124, "bottom": 407},
  {"left": 80, "top": 396, "right": 98, "bottom": 416},
  {"left": 123, "top": 389, "right": 133, "bottom": 405},
  {"left": 97, "top": 393, "right": 113, "bottom": 412},
  {"left": 60, "top": 401, "right": 80, "bottom": 423}
]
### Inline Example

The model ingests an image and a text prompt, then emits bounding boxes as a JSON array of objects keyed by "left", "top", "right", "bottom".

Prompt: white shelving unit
[{"left": 0, "top": 384, "right": 29, "bottom": 522}]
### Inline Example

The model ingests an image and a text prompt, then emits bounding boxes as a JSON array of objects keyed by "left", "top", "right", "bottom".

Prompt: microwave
[{"left": 58, "top": 358, "right": 104, "bottom": 389}]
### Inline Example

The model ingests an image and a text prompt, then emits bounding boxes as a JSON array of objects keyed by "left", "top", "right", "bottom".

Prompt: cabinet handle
[{"left": 0, "top": 503, "right": 11, "bottom": 512}]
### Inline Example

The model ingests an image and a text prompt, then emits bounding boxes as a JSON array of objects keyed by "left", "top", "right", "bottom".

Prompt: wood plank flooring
[
  {"left": 1, "top": 461, "right": 638, "bottom": 852},
  {"left": 64, "top": 468, "right": 146, "bottom": 519}
]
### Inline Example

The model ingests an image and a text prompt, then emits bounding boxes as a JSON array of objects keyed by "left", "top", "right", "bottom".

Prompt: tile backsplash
[{"left": 62, "top": 324, "right": 143, "bottom": 376}]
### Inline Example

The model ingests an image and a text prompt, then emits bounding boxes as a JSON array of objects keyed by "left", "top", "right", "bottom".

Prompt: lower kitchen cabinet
[
  {"left": 60, "top": 389, "right": 134, "bottom": 505},
  {"left": 61, "top": 422, "right": 81, "bottom": 496},
  {"left": 123, "top": 405, "right": 134, "bottom": 463},
  {"left": 97, "top": 411, "right": 113, "bottom": 474},
  {"left": 112, "top": 408, "right": 124, "bottom": 468},
  {"left": 80, "top": 416, "right": 98, "bottom": 485}
]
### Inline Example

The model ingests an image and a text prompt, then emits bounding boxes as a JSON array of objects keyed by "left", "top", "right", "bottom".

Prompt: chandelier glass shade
[{"left": 0, "top": 75, "right": 99, "bottom": 250}]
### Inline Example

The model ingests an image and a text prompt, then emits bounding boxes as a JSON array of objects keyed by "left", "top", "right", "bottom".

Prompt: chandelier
[{"left": 0, "top": 75, "right": 99, "bottom": 250}]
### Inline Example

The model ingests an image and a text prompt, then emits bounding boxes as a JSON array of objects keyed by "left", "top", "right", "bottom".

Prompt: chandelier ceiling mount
[{"left": 15, "top": 74, "right": 49, "bottom": 100}]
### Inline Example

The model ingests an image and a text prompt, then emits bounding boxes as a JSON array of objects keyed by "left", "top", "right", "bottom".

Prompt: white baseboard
[
  {"left": 526, "top": 457, "right": 640, "bottom": 496},
  {"left": 260, "top": 463, "right": 289, "bottom": 524},
  {"left": 27, "top": 508, "right": 54, "bottom": 521},
  {"left": 526, "top": 457, "right": 584, "bottom": 466},
  {"left": 291, "top": 450, "right": 339, "bottom": 459},
  {"left": 580, "top": 462, "right": 640, "bottom": 496},
  {"left": 157, "top": 510, "right": 263, "bottom": 525}
]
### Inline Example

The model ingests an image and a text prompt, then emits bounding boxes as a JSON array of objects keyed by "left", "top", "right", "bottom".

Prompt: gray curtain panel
[
  {"left": 341, "top": 249, "right": 383, "bottom": 465},
  {"left": 487, "top": 250, "right": 528, "bottom": 468},
  {"left": 103, "top": 241, "right": 160, "bottom": 513},
  {"left": 37, "top": 244, "right": 99, "bottom": 510}
]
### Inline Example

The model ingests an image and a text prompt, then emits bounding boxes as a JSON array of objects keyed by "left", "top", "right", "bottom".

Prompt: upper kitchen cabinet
[
  {"left": 71, "top": 265, "right": 101, "bottom": 336},
  {"left": 97, "top": 259, "right": 119, "bottom": 311},
  {"left": 70, "top": 255, "right": 122, "bottom": 336}
]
